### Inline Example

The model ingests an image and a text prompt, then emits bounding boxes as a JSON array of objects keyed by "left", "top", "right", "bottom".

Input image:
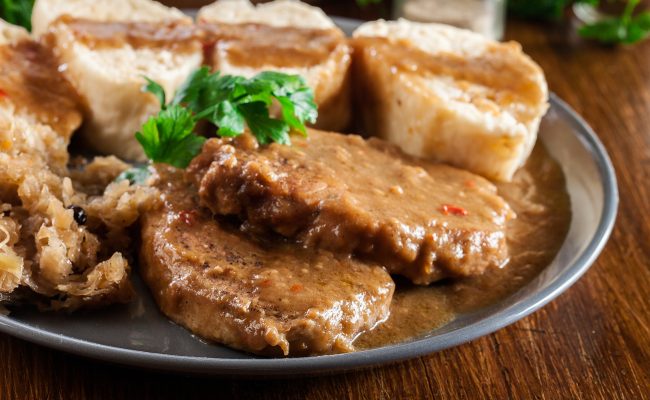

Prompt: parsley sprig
[
  {"left": 135, "top": 67, "right": 317, "bottom": 168},
  {"left": 510, "top": 0, "right": 650, "bottom": 45},
  {"left": 0, "top": 0, "right": 35, "bottom": 31},
  {"left": 579, "top": 0, "right": 650, "bottom": 44},
  {"left": 115, "top": 164, "right": 152, "bottom": 185},
  {"left": 135, "top": 104, "right": 205, "bottom": 168},
  {"left": 356, "top": 0, "right": 383, "bottom": 6}
]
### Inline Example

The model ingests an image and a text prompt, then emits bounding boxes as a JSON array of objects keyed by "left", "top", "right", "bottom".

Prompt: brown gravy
[
  {"left": 52, "top": 18, "right": 343, "bottom": 68},
  {"left": 351, "top": 36, "right": 545, "bottom": 112},
  {"left": 202, "top": 22, "right": 344, "bottom": 68},
  {"left": 188, "top": 131, "right": 513, "bottom": 286},
  {"left": 0, "top": 40, "right": 83, "bottom": 137},
  {"left": 54, "top": 16, "right": 201, "bottom": 52},
  {"left": 355, "top": 143, "right": 571, "bottom": 348}
]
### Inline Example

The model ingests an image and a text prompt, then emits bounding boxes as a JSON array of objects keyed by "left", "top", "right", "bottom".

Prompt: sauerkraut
[{"left": 0, "top": 97, "right": 158, "bottom": 311}]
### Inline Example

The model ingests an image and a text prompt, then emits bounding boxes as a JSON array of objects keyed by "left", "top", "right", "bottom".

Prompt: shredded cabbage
[{"left": 0, "top": 225, "right": 23, "bottom": 293}]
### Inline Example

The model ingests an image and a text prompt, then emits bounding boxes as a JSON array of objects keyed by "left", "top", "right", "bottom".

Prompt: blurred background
[{"left": 162, "top": 0, "right": 650, "bottom": 44}]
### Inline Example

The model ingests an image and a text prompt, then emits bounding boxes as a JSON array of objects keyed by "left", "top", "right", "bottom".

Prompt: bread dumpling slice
[
  {"left": 32, "top": 0, "right": 203, "bottom": 161},
  {"left": 352, "top": 19, "right": 548, "bottom": 182},
  {"left": 32, "top": 0, "right": 188, "bottom": 36},
  {"left": 0, "top": 19, "right": 84, "bottom": 172},
  {"left": 198, "top": 0, "right": 352, "bottom": 132},
  {"left": 0, "top": 19, "right": 29, "bottom": 45}
]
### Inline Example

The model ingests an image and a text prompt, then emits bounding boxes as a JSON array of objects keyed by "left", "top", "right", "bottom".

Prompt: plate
[{"left": 0, "top": 18, "right": 618, "bottom": 376}]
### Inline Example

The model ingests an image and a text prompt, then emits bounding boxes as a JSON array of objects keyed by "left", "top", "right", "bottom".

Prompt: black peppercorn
[{"left": 68, "top": 205, "right": 87, "bottom": 225}]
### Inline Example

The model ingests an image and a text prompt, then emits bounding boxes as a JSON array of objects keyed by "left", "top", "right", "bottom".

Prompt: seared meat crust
[
  {"left": 188, "top": 130, "right": 514, "bottom": 284},
  {"left": 140, "top": 170, "right": 394, "bottom": 356}
]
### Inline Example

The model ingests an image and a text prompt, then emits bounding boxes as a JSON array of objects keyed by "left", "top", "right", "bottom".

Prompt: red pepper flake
[
  {"left": 464, "top": 179, "right": 476, "bottom": 188},
  {"left": 440, "top": 204, "right": 468, "bottom": 216},
  {"left": 202, "top": 40, "right": 216, "bottom": 63},
  {"left": 178, "top": 209, "right": 198, "bottom": 225},
  {"left": 202, "top": 41, "right": 215, "bottom": 52},
  {"left": 260, "top": 279, "right": 273, "bottom": 288},
  {"left": 0, "top": 89, "right": 7, "bottom": 98},
  {"left": 290, "top": 284, "right": 304, "bottom": 293}
]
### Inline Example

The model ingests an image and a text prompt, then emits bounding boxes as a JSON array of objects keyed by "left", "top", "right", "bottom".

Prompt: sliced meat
[
  {"left": 139, "top": 169, "right": 394, "bottom": 356},
  {"left": 187, "top": 130, "right": 514, "bottom": 285}
]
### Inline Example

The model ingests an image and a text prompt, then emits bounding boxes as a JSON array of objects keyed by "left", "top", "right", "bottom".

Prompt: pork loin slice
[
  {"left": 140, "top": 170, "right": 394, "bottom": 356},
  {"left": 187, "top": 130, "right": 514, "bottom": 285}
]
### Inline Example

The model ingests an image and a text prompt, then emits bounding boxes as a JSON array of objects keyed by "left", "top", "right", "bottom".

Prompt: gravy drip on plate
[{"left": 355, "top": 143, "right": 571, "bottom": 348}]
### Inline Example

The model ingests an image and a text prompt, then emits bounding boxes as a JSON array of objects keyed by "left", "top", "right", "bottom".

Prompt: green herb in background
[
  {"left": 579, "top": 0, "right": 650, "bottom": 43},
  {"left": 356, "top": 0, "right": 383, "bottom": 6},
  {"left": 0, "top": 0, "right": 34, "bottom": 31},
  {"left": 135, "top": 68, "right": 317, "bottom": 169},
  {"left": 508, "top": 0, "right": 598, "bottom": 20},
  {"left": 362, "top": 0, "right": 647, "bottom": 44},
  {"left": 508, "top": 0, "right": 572, "bottom": 20},
  {"left": 510, "top": 0, "right": 649, "bottom": 44}
]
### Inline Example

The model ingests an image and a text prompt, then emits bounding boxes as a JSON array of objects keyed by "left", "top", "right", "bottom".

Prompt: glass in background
[{"left": 392, "top": 0, "right": 506, "bottom": 40}]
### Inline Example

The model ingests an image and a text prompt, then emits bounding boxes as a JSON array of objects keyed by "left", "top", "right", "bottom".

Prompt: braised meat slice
[
  {"left": 139, "top": 170, "right": 394, "bottom": 356},
  {"left": 187, "top": 130, "right": 514, "bottom": 285}
]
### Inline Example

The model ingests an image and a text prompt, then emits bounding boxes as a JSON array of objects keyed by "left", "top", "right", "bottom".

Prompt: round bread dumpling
[
  {"left": 352, "top": 19, "right": 549, "bottom": 182},
  {"left": 198, "top": 0, "right": 353, "bottom": 132},
  {"left": 32, "top": 0, "right": 188, "bottom": 36},
  {"left": 32, "top": 0, "right": 202, "bottom": 161}
]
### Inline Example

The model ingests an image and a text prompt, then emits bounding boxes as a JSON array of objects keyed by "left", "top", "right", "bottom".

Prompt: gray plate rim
[
  {"left": 0, "top": 15, "right": 619, "bottom": 376},
  {"left": 0, "top": 92, "right": 618, "bottom": 376}
]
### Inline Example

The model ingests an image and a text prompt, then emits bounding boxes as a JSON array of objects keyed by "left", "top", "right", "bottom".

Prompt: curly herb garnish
[{"left": 135, "top": 67, "right": 317, "bottom": 168}]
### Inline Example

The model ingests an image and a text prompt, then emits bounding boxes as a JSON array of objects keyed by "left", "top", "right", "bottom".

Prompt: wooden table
[{"left": 2, "top": 5, "right": 649, "bottom": 400}]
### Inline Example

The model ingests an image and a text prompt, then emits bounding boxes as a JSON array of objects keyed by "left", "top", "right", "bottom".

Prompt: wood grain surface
[{"left": 2, "top": 4, "right": 649, "bottom": 400}]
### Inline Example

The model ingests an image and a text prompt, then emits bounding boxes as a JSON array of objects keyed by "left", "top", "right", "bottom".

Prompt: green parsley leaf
[
  {"left": 143, "top": 77, "right": 166, "bottom": 109},
  {"left": 135, "top": 105, "right": 206, "bottom": 168},
  {"left": 252, "top": 71, "right": 306, "bottom": 97},
  {"left": 508, "top": 0, "right": 568, "bottom": 20},
  {"left": 277, "top": 96, "right": 304, "bottom": 135},
  {"left": 239, "top": 102, "right": 291, "bottom": 145},
  {"left": 508, "top": 0, "right": 597, "bottom": 21},
  {"left": 579, "top": 18, "right": 628, "bottom": 43},
  {"left": 638, "top": 12, "right": 650, "bottom": 29},
  {"left": 0, "top": 0, "right": 35, "bottom": 31},
  {"left": 170, "top": 67, "right": 213, "bottom": 109},
  {"left": 356, "top": 0, "right": 382, "bottom": 7},
  {"left": 135, "top": 69, "right": 317, "bottom": 168},
  {"left": 579, "top": 0, "right": 650, "bottom": 44},
  {"left": 213, "top": 100, "right": 245, "bottom": 137},
  {"left": 249, "top": 71, "right": 318, "bottom": 135},
  {"left": 285, "top": 88, "right": 318, "bottom": 128},
  {"left": 172, "top": 68, "right": 317, "bottom": 143},
  {"left": 115, "top": 165, "right": 152, "bottom": 185}
]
